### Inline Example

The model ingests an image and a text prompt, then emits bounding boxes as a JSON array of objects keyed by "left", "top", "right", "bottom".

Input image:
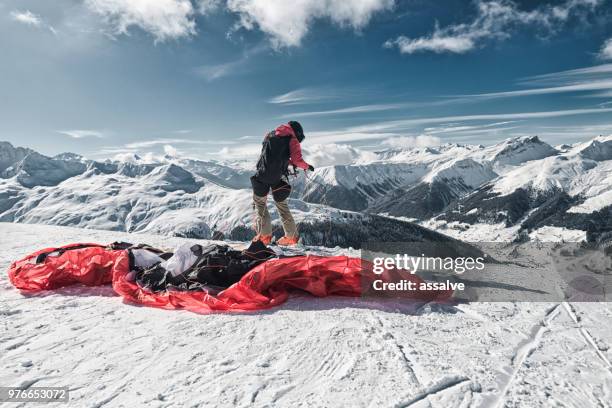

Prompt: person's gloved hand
[{"left": 308, "top": 165, "right": 315, "bottom": 171}]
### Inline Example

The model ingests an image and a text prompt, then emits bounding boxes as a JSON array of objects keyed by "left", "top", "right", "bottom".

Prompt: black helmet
[{"left": 289, "top": 121, "right": 305, "bottom": 143}]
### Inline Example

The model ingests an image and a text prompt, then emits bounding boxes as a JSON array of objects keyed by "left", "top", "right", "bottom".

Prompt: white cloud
[
  {"left": 10, "top": 10, "right": 42, "bottom": 26},
  {"left": 85, "top": 0, "right": 196, "bottom": 41},
  {"left": 197, "top": 0, "right": 222, "bottom": 14},
  {"left": 385, "top": 30, "right": 476, "bottom": 54},
  {"left": 382, "top": 135, "right": 441, "bottom": 148},
  {"left": 216, "top": 143, "right": 262, "bottom": 159},
  {"left": 600, "top": 38, "right": 612, "bottom": 61},
  {"left": 113, "top": 152, "right": 143, "bottom": 163},
  {"left": 302, "top": 143, "right": 376, "bottom": 166},
  {"left": 227, "top": 0, "right": 394, "bottom": 48},
  {"left": 163, "top": 144, "right": 179, "bottom": 157},
  {"left": 385, "top": 0, "right": 602, "bottom": 54},
  {"left": 45, "top": 1, "right": 393, "bottom": 45},
  {"left": 57, "top": 129, "right": 104, "bottom": 138}
]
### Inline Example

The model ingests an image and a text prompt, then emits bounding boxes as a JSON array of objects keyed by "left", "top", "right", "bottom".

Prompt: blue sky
[{"left": 1, "top": 0, "right": 612, "bottom": 160}]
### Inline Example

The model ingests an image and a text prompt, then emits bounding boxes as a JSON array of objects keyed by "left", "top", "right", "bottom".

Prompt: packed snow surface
[
  {"left": 2, "top": 223, "right": 612, "bottom": 407},
  {"left": 529, "top": 226, "right": 588, "bottom": 242}
]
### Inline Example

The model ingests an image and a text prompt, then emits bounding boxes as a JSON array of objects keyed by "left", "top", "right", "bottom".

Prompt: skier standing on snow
[{"left": 251, "top": 121, "right": 314, "bottom": 246}]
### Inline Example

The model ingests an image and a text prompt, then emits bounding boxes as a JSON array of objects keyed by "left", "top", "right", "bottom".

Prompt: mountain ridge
[{"left": 1, "top": 135, "right": 610, "bottom": 245}]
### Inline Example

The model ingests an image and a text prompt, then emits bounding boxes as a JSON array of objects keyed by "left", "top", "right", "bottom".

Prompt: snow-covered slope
[
  {"left": 371, "top": 158, "right": 497, "bottom": 218},
  {"left": 2, "top": 223, "right": 612, "bottom": 407},
  {"left": 569, "top": 160, "right": 612, "bottom": 214},
  {"left": 295, "top": 136, "right": 559, "bottom": 219},
  {"left": 477, "top": 135, "right": 558, "bottom": 169},
  {"left": 436, "top": 135, "right": 612, "bottom": 243}
]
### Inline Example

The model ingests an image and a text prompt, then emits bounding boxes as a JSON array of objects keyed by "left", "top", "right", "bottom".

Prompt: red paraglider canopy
[
  {"left": 8, "top": 243, "right": 452, "bottom": 314},
  {"left": 8, "top": 243, "right": 123, "bottom": 291}
]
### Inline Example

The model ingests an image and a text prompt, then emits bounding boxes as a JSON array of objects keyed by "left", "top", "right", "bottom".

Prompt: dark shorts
[{"left": 251, "top": 176, "right": 291, "bottom": 202}]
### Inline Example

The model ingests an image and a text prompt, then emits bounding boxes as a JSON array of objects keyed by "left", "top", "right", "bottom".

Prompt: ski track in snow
[{"left": 1, "top": 223, "right": 612, "bottom": 408}]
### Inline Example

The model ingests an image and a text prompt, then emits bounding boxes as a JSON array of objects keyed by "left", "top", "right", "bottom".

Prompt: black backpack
[
  {"left": 254, "top": 131, "right": 291, "bottom": 185},
  {"left": 136, "top": 240, "right": 275, "bottom": 292}
]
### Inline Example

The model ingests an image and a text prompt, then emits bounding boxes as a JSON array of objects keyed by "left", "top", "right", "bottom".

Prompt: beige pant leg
[
  {"left": 253, "top": 194, "right": 272, "bottom": 236},
  {"left": 274, "top": 198, "right": 298, "bottom": 237}
]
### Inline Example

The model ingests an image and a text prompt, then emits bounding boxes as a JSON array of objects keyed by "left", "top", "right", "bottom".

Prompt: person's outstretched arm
[{"left": 288, "top": 137, "right": 313, "bottom": 170}]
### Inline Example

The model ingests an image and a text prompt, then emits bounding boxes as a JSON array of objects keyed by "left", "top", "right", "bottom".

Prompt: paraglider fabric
[{"left": 8, "top": 243, "right": 452, "bottom": 314}]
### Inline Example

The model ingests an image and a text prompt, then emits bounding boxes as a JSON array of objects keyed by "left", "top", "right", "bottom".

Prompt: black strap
[{"left": 35, "top": 243, "right": 107, "bottom": 264}]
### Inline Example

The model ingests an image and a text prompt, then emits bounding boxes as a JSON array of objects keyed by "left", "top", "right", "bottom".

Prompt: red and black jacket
[{"left": 254, "top": 124, "right": 310, "bottom": 185}]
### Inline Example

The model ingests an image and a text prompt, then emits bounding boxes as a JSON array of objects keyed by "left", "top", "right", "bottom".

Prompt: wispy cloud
[
  {"left": 57, "top": 129, "right": 104, "bottom": 139},
  {"left": 280, "top": 103, "right": 405, "bottom": 118},
  {"left": 521, "top": 63, "right": 612, "bottom": 85},
  {"left": 385, "top": 0, "right": 603, "bottom": 54},
  {"left": 268, "top": 87, "right": 340, "bottom": 105},
  {"left": 347, "top": 107, "right": 612, "bottom": 134},
  {"left": 525, "top": 123, "right": 612, "bottom": 142},
  {"left": 10, "top": 10, "right": 42, "bottom": 26},
  {"left": 600, "top": 38, "right": 612, "bottom": 61},
  {"left": 423, "top": 121, "right": 517, "bottom": 134},
  {"left": 461, "top": 80, "right": 612, "bottom": 99},
  {"left": 124, "top": 138, "right": 208, "bottom": 149},
  {"left": 195, "top": 60, "right": 245, "bottom": 81},
  {"left": 447, "top": 63, "right": 612, "bottom": 101},
  {"left": 195, "top": 43, "right": 266, "bottom": 81},
  {"left": 10, "top": 9, "right": 57, "bottom": 34},
  {"left": 306, "top": 129, "right": 401, "bottom": 144},
  {"left": 534, "top": 124, "right": 612, "bottom": 133},
  {"left": 302, "top": 107, "right": 612, "bottom": 145},
  {"left": 279, "top": 95, "right": 500, "bottom": 118}
]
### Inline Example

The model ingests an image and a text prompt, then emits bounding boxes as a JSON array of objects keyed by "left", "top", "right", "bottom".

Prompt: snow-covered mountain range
[{"left": 1, "top": 135, "right": 611, "bottom": 246}]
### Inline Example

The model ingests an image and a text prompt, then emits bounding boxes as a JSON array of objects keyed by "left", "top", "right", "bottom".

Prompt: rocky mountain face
[{"left": 0, "top": 141, "right": 33, "bottom": 173}]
